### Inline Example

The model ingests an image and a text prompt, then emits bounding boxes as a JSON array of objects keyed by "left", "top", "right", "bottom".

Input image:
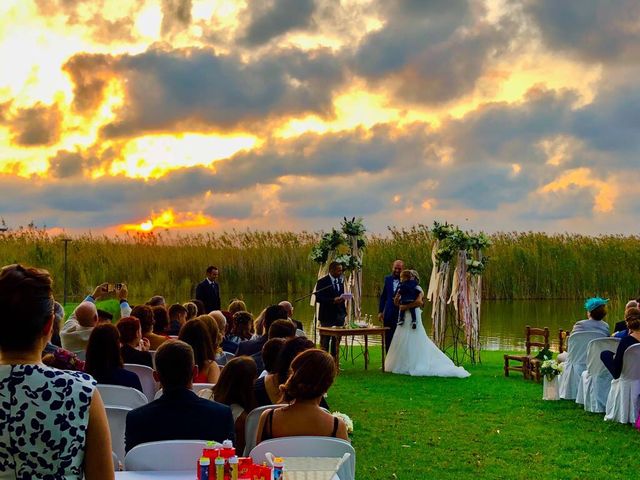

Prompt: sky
[{"left": 0, "top": 0, "right": 638, "bottom": 235}]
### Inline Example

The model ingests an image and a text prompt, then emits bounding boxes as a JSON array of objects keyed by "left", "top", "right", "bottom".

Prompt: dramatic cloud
[
  {"left": 241, "top": 0, "right": 317, "bottom": 46},
  {"left": 161, "top": 0, "right": 193, "bottom": 37},
  {"left": 7, "top": 102, "right": 63, "bottom": 146}
]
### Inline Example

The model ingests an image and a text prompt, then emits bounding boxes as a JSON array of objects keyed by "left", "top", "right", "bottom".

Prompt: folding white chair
[
  {"left": 250, "top": 436, "right": 356, "bottom": 480},
  {"left": 577, "top": 337, "right": 619, "bottom": 412},
  {"left": 559, "top": 331, "right": 607, "bottom": 400},
  {"left": 154, "top": 383, "right": 216, "bottom": 400},
  {"left": 124, "top": 363, "right": 158, "bottom": 402},
  {"left": 604, "top": 343, "right": 640, "bottom": 423},
  {"left": 243, "top": 404, "right": 287, "bottom": 456},
  {"left": 124, "top": 440, "right": 209, "bottom": 471},
  {"left": 105, "top": 406, "right": 131, "bottom": 464},
  {"left": 97, "top": 384, "right": 148, "bottom": 409}
]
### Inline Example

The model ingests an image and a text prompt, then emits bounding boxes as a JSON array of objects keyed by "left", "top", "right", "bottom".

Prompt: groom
[{"left": 378, "top": 259, "right": 404, "bottom": 352}]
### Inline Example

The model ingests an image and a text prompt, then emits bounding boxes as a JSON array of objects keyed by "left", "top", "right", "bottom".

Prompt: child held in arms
[{"left": 396, "top": 270, "right": 421, "bottom": 329}]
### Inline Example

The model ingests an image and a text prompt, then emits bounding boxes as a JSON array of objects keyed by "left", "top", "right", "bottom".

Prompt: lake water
[{"left": 236, "top": 294, "right": 627, "bottom": 351}]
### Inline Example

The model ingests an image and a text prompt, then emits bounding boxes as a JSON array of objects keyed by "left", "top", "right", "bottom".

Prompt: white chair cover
[
  {"left": 97, "top": 384, "right": 148, "bottom": 409},
  {"left": 124, "top": 440, "right": 210, "bottom": 471},
  {"left": 577, "top": 337, "right": 619, "bottom": 411},
  {"left": 153, "top": 383, "right": 216, "bottom": 400},
  {"left": 559, "top": 331, "right": 607, "bottom": 400},
  {"left": 604, "top": 343, "right": 640, "bottom": 423},
  {"left": 250, "top": 436, "right": 356, "bottom": 480},
  {"left": 105, "top": 406, "right": 131, "bottom": 464},
  {"left": 243, "top": 404, "right": 287, "bottom": 456},
  {"left": 124, "top": 363, "right": 158, "bottom": 402}
]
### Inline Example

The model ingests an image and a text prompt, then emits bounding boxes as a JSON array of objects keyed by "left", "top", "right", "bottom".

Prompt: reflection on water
[{"left": 235, "top": 294, "right": 628, "bottom": 351}]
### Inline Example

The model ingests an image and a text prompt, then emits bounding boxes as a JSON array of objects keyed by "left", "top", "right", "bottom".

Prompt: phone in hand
[{"left": 107, "top": 283, "right": 123, "bottom": 293}]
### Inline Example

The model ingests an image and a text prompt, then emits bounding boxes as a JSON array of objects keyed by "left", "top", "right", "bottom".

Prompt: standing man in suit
[
  {"left": 196, "top": 265, "right": 221, "bottom": 313},
  {"left": 315, "top": 261, "right": 347, "bottom": 355},
  {"left": 378, "top": 259, "right": 404, "bottom": 352}
]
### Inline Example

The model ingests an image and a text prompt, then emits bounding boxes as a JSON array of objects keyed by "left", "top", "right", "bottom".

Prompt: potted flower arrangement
[{"left": 540, "top": 358, "right": 563, "bottom": 400}]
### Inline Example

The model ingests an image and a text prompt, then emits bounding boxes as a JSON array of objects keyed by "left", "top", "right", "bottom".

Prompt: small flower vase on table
[{"left": 543, "top": 375, "right": 559, "bottom": 400}]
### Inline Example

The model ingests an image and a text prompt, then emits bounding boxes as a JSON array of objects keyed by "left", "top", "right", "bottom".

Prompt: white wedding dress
[{"left": 385, "top": 300, "right": 470, "bottom": 378}]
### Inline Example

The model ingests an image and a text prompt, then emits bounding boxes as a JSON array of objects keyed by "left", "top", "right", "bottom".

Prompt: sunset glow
[{"left": 0, "top": 1, "right": 637, "bottom": 234}]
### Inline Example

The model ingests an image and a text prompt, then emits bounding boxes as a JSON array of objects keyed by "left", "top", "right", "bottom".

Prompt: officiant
[{"left": 315, "top": 261, "right": 347, "bottom": 355}]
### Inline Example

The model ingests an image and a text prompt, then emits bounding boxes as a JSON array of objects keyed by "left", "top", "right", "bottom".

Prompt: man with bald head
[
  {"left": 378, "top": 259, "right": 404, "bottom": 352},
  {"left": 278, "top": 300, "right": 304, "bottom": 333}
]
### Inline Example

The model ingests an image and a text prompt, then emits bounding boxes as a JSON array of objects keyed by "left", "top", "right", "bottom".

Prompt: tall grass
[{"left": 1, "top": 226, "right": 639, "bottom": 302}]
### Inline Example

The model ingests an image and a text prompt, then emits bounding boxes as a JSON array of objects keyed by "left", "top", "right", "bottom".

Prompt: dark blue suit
[
  {"left": 379, "top": 274, "right": 400, "bottom": 352},
  {"left": 196, "top": 279, "right": 221, "bottom": 313},
  {"left": 125, "top": 388, "right": 235, "bottom": 452}
]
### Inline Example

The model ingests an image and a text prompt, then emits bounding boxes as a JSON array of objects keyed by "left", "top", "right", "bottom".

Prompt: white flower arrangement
[
  {"left": 332, "top": 412, "right": 353, "bottom": 434},
  {"left": 540, "top": 359, "right": 563, "bottom": 379}
]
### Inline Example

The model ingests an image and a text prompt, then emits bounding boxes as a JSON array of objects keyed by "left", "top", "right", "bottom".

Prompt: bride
[{"left": 385, "top": 270, "right": 470, "bottom": 378}]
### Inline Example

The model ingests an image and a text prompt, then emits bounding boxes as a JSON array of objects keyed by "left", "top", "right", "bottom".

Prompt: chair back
[
  {"left": 620, "top": 343, "right": 640, "bottom": 380},
  {"left": 98, "top": 384, "right": 148, "bottom": 409},
  {"left": 558, "top": 329, "right": 569, "bottom": 354},
  {"left": 566, "top": 331, "right": 607, "bottom": 364},
  {"left": 249, "top": 436, "right": 356, "bottom": 480},
  {"left": 105, "top": 406, "right": 131, "bottom": 464},
  {"left": 585, "top": 337, "right": 621, "bottom": 376},
  {"left": 154, "top": 383, "right": 216, "bottom": 400},
  {"left": 124, "top": 363, "right": 158, "bottom": 402},
  {"left": 243, "top": 404, "right": 287, "bottom": 456},
  {"left": 124, "top": 440, "right": 209, "bottom": 471},
  {"left": 525, "top": 326, "right": 549, "bottom": 355}
]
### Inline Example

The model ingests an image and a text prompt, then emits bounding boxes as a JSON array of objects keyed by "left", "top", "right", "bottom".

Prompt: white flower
[{"left": 333, "top": 412, "right": 354, "bottom": 433}]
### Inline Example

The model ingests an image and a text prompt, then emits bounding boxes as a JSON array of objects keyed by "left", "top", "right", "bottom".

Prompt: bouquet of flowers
[
  {"left": 332, "top": 412, "right": 354, "bottom": 434},
  {"left": 341, "top": 217, "right": 366, "bottom": 237},
  {"left": 540, "top": 359, "right": 563, "bottom": 380},
  {"left": 431, "top": 221, "right": 455, "bottom": 241},
  {"left": 469, "top": 232, "right": 492, "bottom": 250},
  {"left": 466, "top": 256, "right": 489, "bottom": 275},
  {"left": 334, "top": 254, "right": 362, "bottom": 272}
]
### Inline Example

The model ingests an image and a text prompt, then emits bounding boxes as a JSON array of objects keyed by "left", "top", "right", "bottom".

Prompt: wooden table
[{"left": 318, "top": 326, "right": 389, "bottom": 372}]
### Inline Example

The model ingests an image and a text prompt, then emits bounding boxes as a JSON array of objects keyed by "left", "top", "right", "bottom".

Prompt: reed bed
[{"left": 1, "top": 226, "right": 639, "bottom": 302}]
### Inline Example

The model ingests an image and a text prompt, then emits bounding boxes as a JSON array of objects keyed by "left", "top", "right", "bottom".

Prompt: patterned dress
[{"left": 0, "top": 364, "right": 96, "bottom": 479}]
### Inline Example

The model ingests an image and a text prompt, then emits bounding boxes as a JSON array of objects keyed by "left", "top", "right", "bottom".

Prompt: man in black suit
[
  {"left": 195, "top": 266, "right": 221, "bottom": 313},
  {"left": 378, "top": 259, "right": 404, "bottom": 352},
  {"left": 125, "top": 340, "right": 235, "bottom": 452},
  {"left": 236, "top": 304, "right": 288, "bottom": 357},
  {"left": 315, "top": 261, "right": 347, "bottom": 355}
]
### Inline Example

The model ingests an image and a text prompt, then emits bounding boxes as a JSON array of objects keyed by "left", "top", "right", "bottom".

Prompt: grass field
[
  {"left": 330, "top": 349, "right": 637, "bottom": 479},
  {"left": 3, "top": 227, "right": 640, "bottom": 302}
]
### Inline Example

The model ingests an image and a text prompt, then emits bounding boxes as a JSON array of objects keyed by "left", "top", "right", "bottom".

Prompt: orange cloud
[
  {"left": 539, "top": 168, "right": 616, "bottom": 213},
  {"left": 120, "top": 208, "right": 215, "bottom": 232}
]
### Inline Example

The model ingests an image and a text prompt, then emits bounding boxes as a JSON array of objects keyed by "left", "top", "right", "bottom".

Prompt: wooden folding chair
[{"left": 504, "top": 326, "right": 550, "bottom": 381}]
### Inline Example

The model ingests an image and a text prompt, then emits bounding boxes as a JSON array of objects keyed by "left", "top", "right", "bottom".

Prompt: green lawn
[{"left": 329, "top": 348, "right": 636, "bottom": 480}]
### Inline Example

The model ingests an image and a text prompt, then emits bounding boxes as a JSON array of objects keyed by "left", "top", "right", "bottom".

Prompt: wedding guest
[
  {"left": 253, "top": 308, "right": 267, "bottom": 337},
  {"left": 97, "top": 309, "right": 113, "bottom": 324},
  {"left": 147, "top": 295, "right": 166, "bottom": 307},
  {"left": 253, "top": 338, "right": 286, "bottom": 406},
  {"left": 85, "top": 324, "right": 143, "bottom": 392},
  {"left": 278, "top": 300, "right": 304, "bottom": 332},
  {"left": 601, "top": 307, "right": 640, "bottom": 379},
  {"left": 251, "top": 319, "right": 297, "bottom": 372},
  {"left": 125, "top": 340, "right": 234, "bottom": 452},
  {"left": 50, "top": 300, "right": 64, "bottom": 347},
  {"left": 182, "top": 302, "right": 198, "bottom": 321},
  {"left": 613, "top": 300, "right": 639, "bottom": 338},
  {"left": 237, "top": 305, "right": 287, "bottom": 356},
  {"left": 169, "top": 303, "right": 189, "bottom": 335},
  {"left": 228, "top": 299, "right": 247, "bottom": 315},
  {"left": 198, "top": 356, "right": 257, "bottom": 453},
  {"left": 190, "top": 299, "right": 206, "bottom": 316},
  {"left": 199, "top": 313, "right": 231, "bottom": 367},
  {"left": 255, "top": 349, "right": 348, "bottom": 442},
  {"left": 117, "top": 316, "right": 153, "bottom": 368},
  {"left": 42, "top": 304, "right": 85, "bottom": 371},
  {"left": 0, "top": 264, "right": 113, "bottom": 477},
  {"left": 146, "top": 306, "right": 170, "bottom": 349},
  {"left": 229, "top": 311, "right": 254, "bottom": 343},
  {"left": 179, "top": 318, "right": 220, "bottom": 383},
  {"left": 558, "top": 297, "right": 610, "bottom": 362}
]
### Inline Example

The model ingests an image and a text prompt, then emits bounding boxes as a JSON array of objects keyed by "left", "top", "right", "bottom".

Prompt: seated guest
[
  {"left": 278, "top": 300, "right": 304, "bottom": 332},
  {"left": 85, "top": 324, "right": 143, "bottom": 392},
  {"left": 558, "top": 297, "right": 610, "bottom": 362},
  {"left": 601, "top": 307, "right": 640, "bottom": 379},
  {"left": 229, "top": 311, "right": 254, "bottom": 343},
  {"left": 198, "top": 314, "right": 231, "bottom": 367},
  {"left": 0, "top": 264, "right": 113, "bottom": 477},
  {"left": 237, "top": 304, "right": 288, "bottom": 357},
  {"left": 199, "top": 356, "right": 257, "bottom": 454},
  {"left": 254, "top": 338, "right": 286, "bottom": 406},
  {"left": 125, "top": 340, "right": 234, "bottom": 452},
  {"left": 50, "top": 300, "right": 64, "bottom": 347},
  {"left": 147, "top": 295, "right": 166, "bottom": 307},
  {"left": 61, "top": 282, "right": 130, "bottom": 352},
  {"left": 179, "top": 317, "right": 220, "bottom": 383},
  {"left": 190, "top": 299, "right": 206, "bottom": 316},
  {"left": 254, "top": 337, "right": 318, "bottom": 408},
  {"left": 228, "top": 299, "right": 247, "bottom": 315},
  {"left": 251, "top": 319, "right": 297, "bottom": 372},
  {"left": 42, "top": 302, "right": 85, "bottom": 371},
  {"left": 146, "top": 306, "right": 170, "bottom": 349},
  {"left": 168, "top": 303, "right": 188, "bottom": 335},
  {"left": 256, "top": 349, "right": 348, "bottom": 442},
  {"left": 613, "top": 300, "right": 639, "bottom": 338},
  {"left": 117, "top": 316, "right": 153, "bottom": 368},
  {"left": 253, "top": 308, "right": 267, "bottom": 338},
  {"left": 97, "top": 309, "right": 113, "bottom": 324}
]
